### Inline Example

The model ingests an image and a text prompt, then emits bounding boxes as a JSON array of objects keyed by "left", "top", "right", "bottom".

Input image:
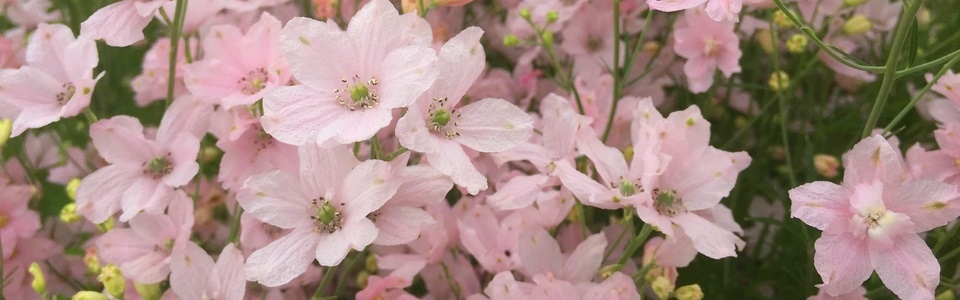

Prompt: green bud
[
  {"left": 72, "top": 291, "right": 109, "bottom": 300},
  {"left": 519, "top": 8, "right": 531, "bottom": 20},
  {"left": 540, "top": 31, "right": 554, "bottom": 46},
  {"left": 786, "top": 34, "right": 808, "bottom": 54},
  {"left": 61, "top": 203, "right": 80, "bottom": 223},
  {"left": 135, "top": 282, "right": 162, "bottom": 300},
  {"left": 98, "top": 264, "right": 125, "bottom": 299},
  {"left": 29, "top": 262, "right": 46, "bottom": 295},
  {"left": 97, "top": 217, "right": 115, "bottom": 233},
  {"left": 768, "top": 71, "right": 790, "bottom": 93},
  {"left": 772, "top": 10, "right": 793, "bottom": 28},
  {"left": 66, "top": 178, "right": 80, "bottom": 201},
  {"left": 675, "top": 284, "right": 704, "bottom": 300},
  {"left": 843, "top": 15, "right": 872, "bottom": 35},
  {"left": 365, "top": 254, "right": 378, "bottom": 273},
  {"left": 546, "top": 10, "right": 559, "bottom": 23},
  {"left": 357, "top": 271, "right": 370, "bottom": 288},
  {"left": 936, "top": 291, "right": 956, "bottom": 300},
  {"left": 0, "top": 119, "right": 10, "bottom": 148},
  {"left": 622, "top": 146, "right": 634, "bottom": 164},
  {"left": 651, "top": 276, "right": 674, "bottom": 300},
  {"left": 503, "top": 34, "right": 520, "bottom": 47}
]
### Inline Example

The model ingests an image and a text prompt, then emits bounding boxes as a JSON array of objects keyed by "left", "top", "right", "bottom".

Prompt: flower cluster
[{"left": 1, "top": 0, "right": 959, "bottom": 299}]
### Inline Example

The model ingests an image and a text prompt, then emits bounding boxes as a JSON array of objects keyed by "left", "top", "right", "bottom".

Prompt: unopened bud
[
  {"left": 770, "top": 146, "right": 785, "bottom": 161},
  {"left": 503, "top": 34, "right": 520, "bottom": 47},
  {"left": 61, "top": 203, "right": 79, "bottom": 223},
  {"left": 642, "top": 41, "right": 660, "bottom": 54},
  {"left": 622, "top": 146, "right": 634, "bottom": 163},
  {"left": 768, "top": 71, "right": 790, "bottom": 92},
  {"left": 772, "top": 10, "right": 793, "bottom": 28},
  {"left": 843, "top": 15, "right": 872, "bottom": 35},
  {"left": 202, "top": 146, "right": 220, "bottom": 163},
  {"left": 72, "top": 291, "right": 109, "bottom": 300},
  {"left": 546, "top": 10, "right": 559, "bottom": 23},
  {"left": 97, "top": 217, "right": 115, "bottom": 233},
  {"left": 29, "top": 262, "right": 45, "bottom": 295},
  {"left": 135, "top": 282, "right": 162, "bottom": 300},
  {"left": 540, "top": 31, "right": 554, "bottom": 45},
  {"left": 0, "top": 119, "right": 10, "bottom": 148},
  {"left": 843, "top": 0, "right": 866, "bottom": 6},
  {"left": 651, "top": 276, "right": 675, "bottom": 300},
  {"left": 66, "top": 178, "right": 80, "bottom": 200},
  {"left": 84, "top": 247, "right": 101, "bottom": 275},
  {"left": 786, "top": 34, "right": 808, "bottom": 53},
  {"left": 917, "top": 8, "right": 931, "bottom": 28},
  {"left": 755, "top": 29, "right": 775, "bottom": 54},
  {"left": 98, "top": 264, "right": 125, "bottom": 299},
  {"left": 675, "top": 284, "right": 704, "bottom": 300},
  {"left": 519, "top": 8, "right": 531, "bottom": 20},
  {"left": 814, "top": 154, "right": 840, "bottom": 178},
  {"left": 357, "top": 271, "right": 370, "bottom": 288},
  {"left": 365, "top": 254, "right": 378, "bottom": 272}
]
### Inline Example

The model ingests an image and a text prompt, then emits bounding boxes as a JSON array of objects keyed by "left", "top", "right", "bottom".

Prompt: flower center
[
  {"left": 335, "top": 75, "right": 380, "bottom": 111},
  {"left": 56, "top": 82, "right": 76, "bottom": 105},
  {"left": 618, "top": 178, "right": 639, "bottom": 197},
  {"left": 239, "top": 68, "right": 270, "bottom": 95},
  {"left": 0, "top": 215, "right": 8, "bottom": 228},
  {"left": 586, "top": 37, "right": 602, "bottom": 52},
  {"left": 427, "top": 97, "right": 461, "bottom": 139},
  {"left": 704, "top": 38, "right": 719, "bottom": 57},
  {"left": 653, "top": 188, "right": 686, "bottom": 216},
  {"left": 311, "top": 197, "right": 344, "bottom": 234},
  {"left": 142, "top": 154, "right": 173, "bottom": 179},
  {"left": 865, "top": 213, "right": 882, "bottom": 228}
]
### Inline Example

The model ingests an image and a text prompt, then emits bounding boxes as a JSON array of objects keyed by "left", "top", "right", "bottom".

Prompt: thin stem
[
  {"left": 384, "top": 146, "right": 408, "bottom": 161},
  {"left": 83, "top": 108, "right": 98, "bottom": 124},
  {"left": 603, "top": 0, "right": 622, "bottom": 144},
  {"left": 771, "top": 0, "right": 884, "bottom": 73},
  {"left": 602, "top": 220, "right": 631, "bottom": 262},
  {"left": 896, "top": 48, "right": 960, "bottom": 78},
  {"left": 334, "top": 251, "right": 366, "bottom": 296},
  {"left": 312, "top": 265, "right": 338, "bottom": 300},
  {"left": 302, "top": 0, "right": 313, "bottom": 19},
  {"left": 938, "top": 246, "right": 960, "bottom": 263},
  {"left": 768, "top": 21, "right": 798, "bottom": 187},
  {"left": 615, "top": 222, "right": 653, "bottom": 266},
  {"left": 440, "top": 261, "right": 463, "bottom": 300},
  {"left": 861, "top": 0, "right": 924, "bottom": 138},
  {"left": 934, "top": 222, "right": 960, "bottom": 253},
  {"left": 884, "top": 53, "right": 960, "bottom": 134},
  {"left": 166, "top": 0, "right": 190, "bottom": 107},
  {"left": 227, "top": 206, "right": 243, "bottom": 246}
]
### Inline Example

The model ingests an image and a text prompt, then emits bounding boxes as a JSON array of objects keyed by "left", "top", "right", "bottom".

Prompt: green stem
[
  {"left": 83, "top": 108, "right": 98, "bottom": 124},
  {"left": 768, "top": 21, "right": 798, "bottom": 187},
  {"left": 938, "top": 246, "right": 960, "bottom": 263},
  {"left": 896, "top": 48, "right": 960, "bottom": 78},
  {"left": 615, "top": 223, "right": 653, "bottom": 266},
  {"left": 384, "top": 147, "right": 408, "bottom": 161},
  {"left": 312, "top": 265, "right": 338, "bottom": 300},
  {"left": 934, "top": 222, "right": 960, "bottom": 253},
  {"left": 601, "top": 0, "right": 623, "bottom": 143},
  {"left": 227, "top": 206, "right": 243, "bottom": 246},
  {"left": 333, "top": 251, "right": 366, "bottom": 296},
  {"left": 166, "top": 0, "right": 190, "bottom": 107},
  {"left": 440, "top": 261, "right": 463, "bottom": 300},
  {"left": 771, "top": 0, "right": 884, "bottom": 73},
  {"left": 861, "top": 0, "right": 924, "bottom": 138},
  {"left": 884, "top": 53, "right": 960, "bottom": 134},
  {"left": 302, "top": 0, "right": 313, "bottom": 19}
]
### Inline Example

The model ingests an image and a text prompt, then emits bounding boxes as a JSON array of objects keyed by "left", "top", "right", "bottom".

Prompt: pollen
[
  {"left": 427, "top": 97, "right": 461, "bottom": 139},
  {"left": 56, "top": 82, "right": 76, "bottom": 105},
  {"left": 335, "top": 75, "right": 380, "bottom": 111},
  {"left": 142, "top": 154, "right": 174, "bottom": 179},
  {"left": 311, "top": 197, "right": 344, "bottom": 234},
  {"left": 239, "top": 68, "right": 270, "bottom": 95}
]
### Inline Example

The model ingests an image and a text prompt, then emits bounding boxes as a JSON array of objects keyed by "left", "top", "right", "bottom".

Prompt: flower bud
[
  {"left": 755, "top": 29, "right": 775, "bottom": 54},
  {"left": 540, "top": 31, "right": 555, "bottom": 46},
  {"left": 61, "top": 203, "right": 80, "bottom": 223},
  {"left": 66, "top": 178, "right": 80, "bottom": 200},
  {"left": 0, "top": 119, "right": 10, "bottom": 148},
  {"left": 814, "top": 154, "right": 840, "bottom": 178},
  {"left": 135, "top": 282, "right": 162, "bottom": 300},
  {"left": 651, "top": 276, "right": 675, "bottom": 300},
  {"left": 642, "top": 41, "right": 660, "bottom": 54},
  {"left": 598, "top": 264, "right": 624, "bottom": 279},
  {"left": 503, "top": 34, "right": 520, "bottom": 47},
  {"left": 97, "top": 217, "right": 115, "bottom": 233},
  {"left": 770, "top": 146, "right": 785, "bottom": 161},
  {"left": 519, "top": 8, "right": 531, "bottom": 20},
  {"left": 843, "top": 0, "right": 866, "bottom": 6},
  {"left": 84, "top": 247, "right": 101, "bottom": 275},
  {"left": 622, "top": 146, "right": 634, "bottom": 163},
  {"left": 675, "top": 284, "right": 704, "bottom": 300},
  {"left": 768, "top": 71, "right": 790, "bottom": 92},
  {"left": 357, "top": 271, "right": 370, "bottom": 288},
  {"left": 843, "top": 15, "right": 872, "bottom": 35},
  {"left": 365, "top": 254, "right": 378, "bottom": 272},
  {"left": 786, "top": 34, "right": 808, "bottom": 53},
  {"left": 72, "top": 291, "right": 109, "bottom": 300},
  {"left": 917, "top": 8, "right": 931, "bottom": 28},
  {"left": 772, "top": 10, "right": 793, "bottom": 28},
  {"left": 29, "top": 262, "right": 45, "bottom": 295},
  {"left": 936, "top": 290, "right": 955, "bottom": 300},
  {"left": 98, "top": 264, "right": 125, "bottom": 299},
  {"left": 546, "top": 10, "right": 559, "bottom": 23}
]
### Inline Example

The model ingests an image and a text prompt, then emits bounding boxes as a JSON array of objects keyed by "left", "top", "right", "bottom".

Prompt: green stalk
[
  {"left": 616, "top": 223, "right": 653, "bottom": 266},
  {"left": 312, "top": 265, "right": 338, "bottom": 300},
  {"left": 860, "top": 0, "right": 924, "bottom": 138},
  {"left": 883, "top": 53, "right": 960, "bottom": 134},
  {"left": 770, "top": 0, "right": 884, "bottom": 73},
  {"left": 227, "top": 206, "right": 243, "bottom": 246},
  {"left": 165, "top": 0, "right": 190, "bottom": 107},
  {"left": 603, "top": 0, "right": 622, "bottom": 143}
]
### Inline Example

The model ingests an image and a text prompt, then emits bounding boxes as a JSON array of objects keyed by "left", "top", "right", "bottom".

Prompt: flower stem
[
  {"left": 227, "top": 206, "right": 243, "bottom": 246},
  {"left": 441, "top": 261, "right": 463, "bottom": 300},
  {"left": 166, "top": 0, "right": 189, "bottom": 108},
  {"left": 312, "top": 265, "right": 338, "bottom": 300},
  {"left": 860, "top": 0, "right": 924, "bottom": 138},
  {"left": 83, "top": 108, "right": 98, "bottom": 124},
  {"left": 601, "top": 0, "right": 623, "bottom": 143},
  {"left": 770, "top": 0, "right": 884, "bottom": 73},
  {"left": 616, "top": 222, "right": 653, "bottom": 267},
  {"left": 883, "top": 53, "right": 960, "bottom": 134}
]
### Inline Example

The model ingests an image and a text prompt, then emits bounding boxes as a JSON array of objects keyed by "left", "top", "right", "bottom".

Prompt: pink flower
[
  {"left": 560, "top": 4, "right": 621, "bottom": 76},
  {"left": 672, "top": 9, "right": 741, "bottom": 93},
  {"left": 807, "top": 286, "right": 867, "bottom": 300},
  {"left": 0, "top": 181, "right": 39, "bottom": 258},
  {"left": 97, "top": 192, "right": 195, "bottom": 283},
  {"left": 397, "top": 27, "right": 534, "bottom": 194},
  {"left": 214, "top": 109, "right": 298, "bottom": 191},
  {"left": 356, "top": 275, "right": 418, "bottom": 300},
  {"left": 131, "top": 38, "right": 193, "bottom": 106},
  {"left": 789, "top": 134, "right": 960, "bottom": 299},
  {"left": 170, "top": 243, "right": 246, "bottom": 300},
  {"left": 929, "top": 71, "right": 960, "bottom": 104},
  {"left": 518, "top": 228, "right": 607, "bottom": 283},
  {"left": 648, "top": 0, "right": 742, "bottom": 23},
  {"left": 80, "top": 0, "right": 171, "bottom": 47},
  {"left": 75, "top": 98, "right": 207, "bottom": 223},
  {"left": 458, "top": 203, "right": 521, "bottom": 273},
  {"left": 238, "top": 144, "right": 400, "bottom": 286},
  {"left": 262, "top": 0, "right": 438, "bottom": 146},
  {"left": 0, "top": 23, "right": 102, "bottom": 137},
  {"left": 370, "top": 159, "right": 453, "bottom": 246},
  {"left": 185, "top": 12, "right": 290, "bottom": 108}
]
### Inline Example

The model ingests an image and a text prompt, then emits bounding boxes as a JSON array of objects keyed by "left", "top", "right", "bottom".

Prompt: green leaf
[{"left": 906, "top": 19, "right": 920, "bottom": 67}]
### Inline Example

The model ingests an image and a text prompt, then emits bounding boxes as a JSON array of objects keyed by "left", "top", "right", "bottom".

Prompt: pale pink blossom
[
  {"left": 80, "top": 0, "right": 171, "bottom": 47},
  {"left": 132, "top": 38, "right": 193, "bottom": 106},
  {"left": 97, "top": 192, "right": 195, "bottom": 283},
  {"left": 170, "top": 243, "right": 246, "bottom": 300},
  {"left": 396, "top": 27, "right": 534, "bottom": 194},
  {"left": 214, "top": 109, "right": 298, "bottom": 191},
  {"left": 648, "top": 0, "right": 742, "bottom": 23},
  {"left": 370, "top": 158, "right": 453, "bottom": 246},
  {"left": 239, "top": 144, "right": 400, "bottom": 286},
  {"left": 789, "top": 135, "right": 960, "bottom": 299},
  {"left": 0, "top": 23, "right": 102, "bottom": 136},
  {"left": 262, "top": 0, "right": 438, "bottom": 146},
  {"left": 672, "top": 8, "right": 741, "bottom": 93},
  {"left": 518, "top": 228, "right": 607, "bottom": 283},
  {"left": 0, "top": 181, "right": 39, "bottom": 258}
]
